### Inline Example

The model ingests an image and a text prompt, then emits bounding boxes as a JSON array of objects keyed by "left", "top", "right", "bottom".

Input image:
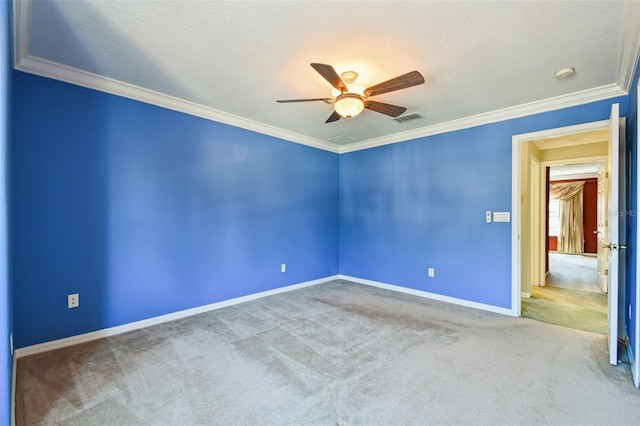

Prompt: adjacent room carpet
[
  {"left": 522, "top": 285, "right": 608, "bottom": 334},
  {"left": 522, "top": 252, "right": 607, "bottom": 334},
  {"left": 547, "top": 252, "right": 600, "bottom": 293},
  {"left": 16, "top": 280, "right": 639, "bottom": 425}
]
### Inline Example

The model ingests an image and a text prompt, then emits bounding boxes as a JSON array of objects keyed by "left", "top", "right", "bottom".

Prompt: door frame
[
  {"left": 529, "top": 155, "right": 542, "bottom": 295},
  {"left": 511, "top": 119, "right": 615, "bottom": 317},
  {"left": 537, "top": 156, "right": 607, "bottom": 285}
]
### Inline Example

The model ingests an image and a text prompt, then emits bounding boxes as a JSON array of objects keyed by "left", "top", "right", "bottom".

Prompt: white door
[{"left": 607, "top": 103, "right": 620, "bottom": 365}]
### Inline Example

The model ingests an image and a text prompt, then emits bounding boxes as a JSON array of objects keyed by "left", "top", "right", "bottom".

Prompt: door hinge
[
  {"left": 605, "top": 172, "right": 609, "bottom": 178},
  {"left": 605, "top": 269, "right": 609, "bottom": 276}
]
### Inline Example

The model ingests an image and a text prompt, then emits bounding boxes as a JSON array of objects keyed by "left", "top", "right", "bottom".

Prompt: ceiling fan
[{"left": 277, "top": 63, "right": 425, "bottom": 123}]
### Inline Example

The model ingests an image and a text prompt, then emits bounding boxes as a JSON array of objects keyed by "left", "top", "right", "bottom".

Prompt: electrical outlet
[
  {"left": 486, "top": 211, "right": 492, "bottom": 223},
  {"left": 428, "top": 268, "right": 435, "bottom": 277},
  {"left": 68, "top": 293, "right": 79, "bottom": 309},
  {"left": 281, "top": 263, "right": 286, "bottom": 273}
]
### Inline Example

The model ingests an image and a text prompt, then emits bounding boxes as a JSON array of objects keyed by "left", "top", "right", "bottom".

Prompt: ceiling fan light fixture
[{"left": 334, "top": 93, "right": 364, "bottom": 119}]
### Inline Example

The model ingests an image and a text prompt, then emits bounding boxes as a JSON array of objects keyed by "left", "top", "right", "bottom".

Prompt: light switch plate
[{"left": 493, "top": 212, "right": 511, "bottom": 222}]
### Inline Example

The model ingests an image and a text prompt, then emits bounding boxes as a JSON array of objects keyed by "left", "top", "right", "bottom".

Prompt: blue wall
[
  {"left": 8, "top": 35, "right": 639, "bottom": 388},
  {"left": 340, "top": 98, "right": 628, "bottom": 309},
  {"left": 0, "top": 0, "right": 11, "bottom": 423},
  {"left": 11, "top": 73, "right": 339, "bottom": 348},
  {"left": 627, "top": 54, "right": 640, "bottom": 368}
]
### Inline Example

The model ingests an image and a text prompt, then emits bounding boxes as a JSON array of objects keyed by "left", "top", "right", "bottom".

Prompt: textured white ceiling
[{"left": 13, "top": 1, "right": 640, "bottom": 152}]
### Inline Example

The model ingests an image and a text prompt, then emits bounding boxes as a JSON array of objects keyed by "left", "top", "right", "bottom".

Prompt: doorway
[
  {"left": 522, "top": 162, "right": 607, "bottom": 334},
  {"left": 511, "top": 108, "right": 626, "bottom": 365}
]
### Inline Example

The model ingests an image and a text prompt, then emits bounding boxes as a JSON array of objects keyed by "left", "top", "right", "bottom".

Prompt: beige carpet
[
  {"left": 522, "top": 253, "right": 607, "bottom": 334},
  {"left": 547, "top": 252, "right": 600, "bottom": 293},
  {"left": 16, "top": 280, "right": 640, "bottom": 425},
  {"left": 522, "top": 285, "right": 607, "bottom": 334}
]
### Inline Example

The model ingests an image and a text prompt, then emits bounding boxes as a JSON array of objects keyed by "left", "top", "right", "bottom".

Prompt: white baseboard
[
  {"left": 11, "top": 356, "right": 15, "bottom": 426},
  {"left": 628, "top": 342, "right": 639, "bottom": 388},
  {"left": 14, "top": 273, "right": 518, "bottom": 358},
  {"left": 521, "top": 291, "right": 531, "bottom": 299},
  {"left": 339, "top": 275, "right": 516, "bottom": 317},
  {"left": 14, "top": 275, "right": 338, "bottom": 358}
]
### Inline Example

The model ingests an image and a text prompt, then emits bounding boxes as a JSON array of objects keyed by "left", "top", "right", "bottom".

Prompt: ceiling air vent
[
  {"left": 328, "top": 135, "right": 358, "bottom": 145},
  {"left": 393, "top": 113, "right": 424, "bottom": 123}
]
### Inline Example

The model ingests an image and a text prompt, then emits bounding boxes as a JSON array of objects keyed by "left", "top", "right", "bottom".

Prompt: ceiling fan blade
[
  {"left": 277, "top": 98, "right": 332, "bottom": 103},
  {"left": 365, "top": 71, "right": 425, "bottom": 97},
  {"left": 364, "top": 101, "right": 407, "bottom": 117},
  {"left": 311, "top": 63, "right": 348, "bottom": 92},
  {"left": 325, "top": 111, "right": 342, "bottom": 123}
]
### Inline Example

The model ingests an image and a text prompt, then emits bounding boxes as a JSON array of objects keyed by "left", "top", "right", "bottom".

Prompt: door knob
[{"left": 603, "top": 243, "right": 628, "bottom": 250}]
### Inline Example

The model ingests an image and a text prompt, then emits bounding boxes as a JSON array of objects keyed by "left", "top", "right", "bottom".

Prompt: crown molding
[
  {"left": 338, "top": 84, "right": 626, "bottom": 153},
  {"left": 11, "top": 0, "right": 338, "bottom": 154},
  {"left": 12, "top": 0, "right": 639, "bottom": 156},
  {"left": 618, "top": 0, "right": 640, "bottom": 93},
  {"left": 13, "top": 49, "right": 626, "bottom": 156},
  {"left": 14, "top": 54, "right": 340, "bottom": 153}
]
